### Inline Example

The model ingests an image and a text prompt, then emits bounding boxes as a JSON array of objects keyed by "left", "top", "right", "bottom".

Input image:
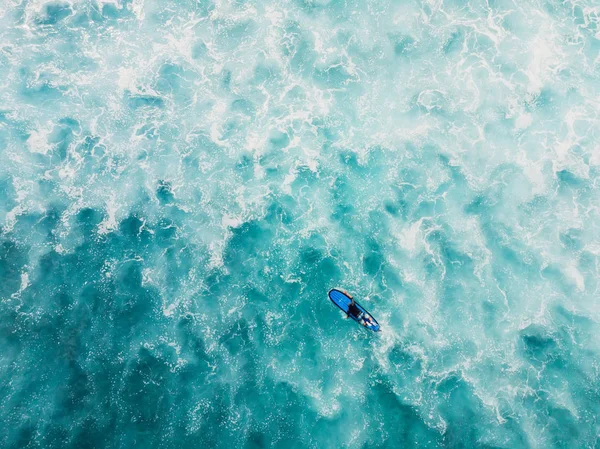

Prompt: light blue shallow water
[{"left": 1, "top": 0, "right": 600, "bottom": 447}]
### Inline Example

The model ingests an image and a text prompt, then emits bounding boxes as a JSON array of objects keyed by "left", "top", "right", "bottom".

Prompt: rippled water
[{"left": 1, "top": 0, "right": 599, "bottom": 448}]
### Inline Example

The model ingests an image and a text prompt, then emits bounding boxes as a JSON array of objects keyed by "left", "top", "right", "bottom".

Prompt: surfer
[
  {"left": 330, "top": 288, "right": 380, "bottom": 332},
  {"left": 361, "top": 314, "right": 376, "bottom": 328},
  {"left": 346, "top": 292, "right": 362, "bottom": 319},
  {"left": 345, "top": 291, "right": 377, "bottom": 328}
]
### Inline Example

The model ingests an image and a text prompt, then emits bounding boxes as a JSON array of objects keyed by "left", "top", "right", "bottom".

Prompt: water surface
[{"left": 1, "top": 0, "right": 599, "bottom": 447}]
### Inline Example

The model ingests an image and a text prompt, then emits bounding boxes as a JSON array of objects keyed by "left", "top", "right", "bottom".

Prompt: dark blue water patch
[
  {"left": 154, "top": 63, "right": 193, "bottom": 99},
  {"left": 479, "top": 220, "right": 540, "bottom": 279},
  {"left": 330, "top": 173, "right": 356, "bottom": 205},
  {"left": 363, "top": 237, "right": 385, "bottom": 276},
  {"left": 75, "top": 135, "right": 102, "bottom": 157},
  {"left": 572, "top": 5, "right": 585, "bottom": 25},
  {"left": 521, "top": 389, "right": 584, "bottom": 449},
  {"left": 155, "top": 217, "right": 178, "bottom": 245},
  {"left": 338, "top": 149, "right": 364, "bottom": 172},
  {"left": 47, "top": 118, "right": 79, "bottom": 161},
  {"left": 100, "top": 2, "right": 131, "bottom": 20},
  {"left": 219, "top": 116, "right": 244, "bottom": 141},
  {"left": 282, "top": 23, "right": 317, "bottom": 77},
  {"left": 438, "top": 152, "right": 469, "bottom": 188},
  {"left": 244, "top": 380, "right": 314, "bottom": 449},
  {"left": 253, "top": 60, "right": 280, "bottom": 86},
  {"left": 331, "top": 203, "right": 356, "bottom": 230},
  {"left": 117, "top": 345, "right": 175, "bottom": 439},
  {"left": 281, "top": 85, "right": 306, "bottom": 105},
  {"left": 465, "top": 194, "right": 489, "bottom": 215},
  {"left": 70, "top": 8, "right": 95, "bottom": 27},
  {"left": 384, "top": 200, "right": 401, "bottom": 216},
  {"left": 290, "top": 165, "right": 319, "bottom": 191},
  {"left": 0, "top": 239, "right": 28, "bottom": 298},
  {"left": 220, "top": 318, "right": 252, "bottom": 357},
  {"left": 3, "top": 297, "right": 154, "bottom": 445},
  {"left": 338, "top": 145, "right": 388, "bottom": 178},
  {"left": 135, "top": 123, "right": 160, "bottom": 141},
  {"left": 126, "top": 92, "right": 165, "bottom": 109},
  {"left": 386, "top": 181, "right": 422, "bottom": 221},
  {"left": 58, "top": 116, "right": 81, "bottom": 133},
  {"left": 0, "top": 200, "right": 225, "bottom": 448},
  {"left": 365, "top": 374, "right": 443, "bottom": 448},
  {"left": 443, "top": 28, "right": 465, "bottom": 55},
  {"left": 413, "top": 199, "right": 438, "bottom": 219},
  {"left": 19, "top": 71, "right": 65, "bottom": 102},
  {"left": 234, "top": 151, "right": 255, "bottom": 181},
  {"left": 213, "top": 18, "right": 256, "bottom": 51},
  {"left": 556, "top": 169, "right": 585, "bottom": 191},
  {"left": 245, "top": 431, "right": 269, "bottom": 449},
  {"left": 519, "top": 324, "right": 560, "bottom": 365},
  {"left": 35, "top": 2, "right": 72, "bottom": 25},
  {"left": 559, "top": 228, "right": 583, "bottom": 251},
  {"left": 434, "top": 374, "right": 490, "bottom": 448},
  {"left": 551, "top": 305, "right": 598, "bottom": 347},
  {"left": 481, "top": 297, "right": 506, "bottom": 338},
  {"left": 176, "top": 315, "right": 211, "bottom": 373},
  {"left": 520, "top": 193, "right": 550, "bottom": 218},
  {"left": 223, "top": 220, "right": 275, "bottom": 271},
  {"left": 296, "top": 245, "right": 341, "bottom": 289},
  {"left": 313, "top": 62, "right": 354, "bottom": 89},
  {"left": 182, "top": 131, "right": 220, "bottom": 166},
  {"left": 527, "top": 87, "right": 558, "bottom": 113},
  {"left": 426, "top": 227, "right": 475, "bottom": 277},
  {"left": 295, "top": 0, "right": 359, "bottom": 22},
  {"left": 117, "top": 213, "right": 144, "bottom": 239},
  {"left": 196, "top": 385, "right": 246, "bottom": 448},
  {"left": 388, "top": 345, "right": 424, "bottom": 385},
  {"left": 294, "top": 0, "right": 329, "bottom": 15},
  {"left": 265, "top": 194, "right": 296, "bottom": 225},
  {"left": 545, "top": 405, "right": 582, "bottom": 449},
  {"left": 484, "top": 116, "right": 515, "bottom": 142},
  {"left": 37, "top": 174, "right": 61, "bottom": 198},
  {"left": 268, "top": 129, "right": 290, "bottom": 150},
  {"left": 389, "top": 33, "right": 416, "bottom": 56},
  {"left": 191, "top": 40, "right": 208, "bottom": 59},
  {"left": 231, "top": 98, "right": 256, "bottom": 117},
  {"left": 39, "top": 205, "right": 66, "bottom": 241},
  {"left": 220, "top": 67, "right": 232, "bottom": 90},
  {"left": 156, "top": 180, "right": 175, "bottom": 204},
  {"left": 0, "top": 176, "right": 17, "bottom": 214},
  {"left": 8, "top": 205, "right": 65, "bottom": 244}
]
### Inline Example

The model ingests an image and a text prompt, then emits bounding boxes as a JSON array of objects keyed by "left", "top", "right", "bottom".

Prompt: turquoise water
[{"left": 1, "top": 0, "right": 600, "bottom": 447}]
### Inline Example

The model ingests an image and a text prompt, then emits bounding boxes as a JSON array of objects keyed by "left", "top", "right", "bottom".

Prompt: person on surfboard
[
  {"left": 344, "top": 290, "right": 377, "bottom": 328},
  {"left": 345, "top": 291, "right": 361, "bottom": 318}
]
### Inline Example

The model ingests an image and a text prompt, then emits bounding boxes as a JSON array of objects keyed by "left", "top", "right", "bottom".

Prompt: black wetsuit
[{"left": 347, "top": 302, "right": 361, "bottom": 319}]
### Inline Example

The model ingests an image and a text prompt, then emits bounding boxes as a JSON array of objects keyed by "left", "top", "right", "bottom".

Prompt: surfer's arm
[{"left": 343, "top": 290, "right": 353, "bottom": 299}]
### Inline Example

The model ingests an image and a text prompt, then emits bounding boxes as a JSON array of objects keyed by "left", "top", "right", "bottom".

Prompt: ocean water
[{"left": 1, "top": 0, "right": 599, "bottom": 447}]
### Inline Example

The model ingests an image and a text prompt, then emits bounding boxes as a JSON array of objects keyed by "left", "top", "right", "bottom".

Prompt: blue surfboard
[{"left": 328, "top": 289, "right": 380, "bottom": 332}]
